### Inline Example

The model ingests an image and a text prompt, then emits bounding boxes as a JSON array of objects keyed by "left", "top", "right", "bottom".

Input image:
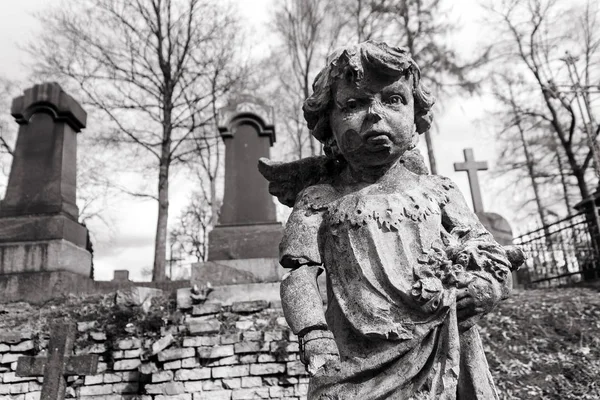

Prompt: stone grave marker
[
  {"left": 454, "top": 148, "right": 521, "bottom": 284},
  {"left": 16, "top": 321, "right": 98, "bottom": 400},
  {"left": 453, "top": 148, "right": 489, "bottom": 214},
  {"left": 0, "top": 83, "right": 91, "bottom": 277},
  {"left": 453, "top": 148, "right": 514, "bottom": 243},
  {"left": 183, "top": 95, "right": 287, "bottom": 306},
  {"left": 207, "top": 94, "right": 283, "bottom": 262}
]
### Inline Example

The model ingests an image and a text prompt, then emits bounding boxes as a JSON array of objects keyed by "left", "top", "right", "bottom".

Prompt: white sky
[{"left": 0, "top": 0, "right": 520, "bottom": 281}]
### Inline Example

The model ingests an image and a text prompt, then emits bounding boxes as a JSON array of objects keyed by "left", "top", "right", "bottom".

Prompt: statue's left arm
[{"left": 436, "top": 176, "right": 520, "bottom": 328}]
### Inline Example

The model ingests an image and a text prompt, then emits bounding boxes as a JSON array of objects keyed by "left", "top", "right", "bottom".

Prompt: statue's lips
[{"left": 364, "top": 131, "right": 392, "bottom": 148}]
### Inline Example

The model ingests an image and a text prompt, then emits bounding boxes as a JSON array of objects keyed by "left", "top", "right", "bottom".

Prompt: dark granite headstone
[
  {"left": 16, "top": 321, "right": 98, "bottom": 400},
  {"left": 0, "top": 83, "right": 91, "bottom": 276},
  {"left": 1, "top": 83, "right": 85, "bottom": 219},
  {"left": 207, "top": 95, "right": 283, "bottom": 261}
]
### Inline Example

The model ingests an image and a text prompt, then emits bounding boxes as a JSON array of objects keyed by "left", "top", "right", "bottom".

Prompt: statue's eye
[
  {"left": 386, "top": 95, "right": 403, "bottom": 104},
  {"left": 346, "top": 99, "right": 359, "bottom": 110}
]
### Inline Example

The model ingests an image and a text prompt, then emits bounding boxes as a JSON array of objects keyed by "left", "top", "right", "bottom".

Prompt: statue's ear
[{"left": 258, "top": 156, "right": 332, "bottom": 207}]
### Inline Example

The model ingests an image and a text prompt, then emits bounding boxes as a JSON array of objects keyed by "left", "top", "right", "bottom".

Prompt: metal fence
[{"left": 513, "top": 211, "right": 600, "bottom": 288}]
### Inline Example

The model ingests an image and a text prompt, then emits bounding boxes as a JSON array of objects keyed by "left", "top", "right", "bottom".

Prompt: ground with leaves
[
  {"left": 479, "top": 287, "right": 600, "bottom": 400},
  {"left": 1, "top": 287, "right": 599, "bottom": 399}
]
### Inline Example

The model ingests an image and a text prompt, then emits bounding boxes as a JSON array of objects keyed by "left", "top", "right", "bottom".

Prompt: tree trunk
[
  {"left": 153, "top": 156, "right": 170, "bottom": 281},
  {"left": 424, "top": 129, "right": 437, "bottom": 174}
]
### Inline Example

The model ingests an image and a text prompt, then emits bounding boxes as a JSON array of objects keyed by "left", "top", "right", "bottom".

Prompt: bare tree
[
  {"left": 30, "top": 0, "right": 247, "bottom": 281},
  {"left": 269, "top": 0, "right": 487, "bottom": 170},
  {"left": 270, "top": 0, "right": 345, "bottom": 159},
  {"left": 170, "top": 190, "right": 212, "bottom": 262},
  {"left": 0, "top": 78, "right": 17, "bottom": 189},
  {"left": 486, "top": 0, "right": 600, "bottom": 215}
]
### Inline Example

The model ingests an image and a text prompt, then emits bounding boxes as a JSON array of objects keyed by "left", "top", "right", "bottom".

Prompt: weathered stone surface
[
  {"left": 259, "top": 41, "right": 522, "bottom": 399},
  {"left": 233, "top": 342, "right": 267, "bottom": 354},
  {"left": 0, "top": 215, "right": 87, "bottom": 247},
  {"left": 145, "top": 381, "right": 185, "bottom": 395},
  {"left": 113, "top": 359, "right": 141, "bottom": 371},
  {"left": 0, "top": 271, "right": 95, "bottom": 304},
  {"left": 16, "top": 321, "right": 99, "bottom": 399},
  {"left": 157, "top": 348, "right": 195, "bottom": 362},
  {"left": 187, "top": 321, "right": 220, "bottom": 335},
  {"left": 191, "top": 258, "right": 284, "bottom": 286},
  {"left": 0, "top": 239, "right": 91, "bottom": 276},
  {"left": 240, "top": 376, "right": 262, "bottom": 388},
  {"left": 249, "top": 363, "right": 285, "bottom": 376},
  {"left": 207, "top": 224, "right": 283, "bottom": 261},
  {"left": 174, "top": 369, "right": 210, "bottom": 381},
  {"left": 231, "top": 300, "right": 268, "bottom": 314},
  {"left": 191, "top": 303, "right": 222, "bottom": 316},
  {"left": 231, "top": 387, "right": 269, "bottom": 399},
  {"left": 151, "top": 334, "right": 174, "bottom": 355},
  {"left": 152, "top": 371, "right": 174, "bottom": 383},
  {"left": 197, "top": 345, "right": 234, "bottom": 359},
  {"left": 212, "top": 365, "right": 249, "bottom": 379},
  {"left": 115, "top": 287, "right": 164, "bottom": 313},
  {"left": 10, "top": 340, "right": 34, "bottom": 352}
]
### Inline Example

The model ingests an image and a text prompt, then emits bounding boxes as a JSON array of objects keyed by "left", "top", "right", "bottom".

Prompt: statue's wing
[{"left": 258, "top": 156, "right": 330, "bottom": 207}]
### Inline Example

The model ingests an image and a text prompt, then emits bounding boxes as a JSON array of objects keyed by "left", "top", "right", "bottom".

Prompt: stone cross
[
  {"left": 16, "top": 322, "right": 98, "bottom": 400},
  {"left": 453, "top": 148, "right": 488, "bottom": 213}
]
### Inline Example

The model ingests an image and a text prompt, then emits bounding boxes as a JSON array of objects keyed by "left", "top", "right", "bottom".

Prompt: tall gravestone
[
  {"left": 0, "top": 83, "right": 91, "bottom": 277},
  {"left": 192, "top": 95, "right": 284, "bottom": 290}
]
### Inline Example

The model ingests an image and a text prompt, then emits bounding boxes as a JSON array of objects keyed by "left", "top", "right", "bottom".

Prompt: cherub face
[{"left": 329, "top": 69, "right": 416, "bottom": 170}]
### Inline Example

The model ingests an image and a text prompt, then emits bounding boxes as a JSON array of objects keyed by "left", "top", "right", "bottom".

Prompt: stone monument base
[
  {"left": 208, "top": 223, "right": 283, "bottom": 260},
  {"left": 185, "top": 257, "right": 327, "bottom": 308},
  {"left": 0, "top": 239, "right": 91, "bottom": 276},
  {"left": 191, "top": 258, "right": 285, "bottom": 286},
  {"left": 0, "top": 214, "right": 88, "bottom": 247},
  {"left": 0, "top": 270, "right": 95, "bottom": 303}
]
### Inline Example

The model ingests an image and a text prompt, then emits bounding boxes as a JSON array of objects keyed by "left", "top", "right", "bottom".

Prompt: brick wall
[{"left": 0, "top": 300, "right": 309, "bottom": 400}]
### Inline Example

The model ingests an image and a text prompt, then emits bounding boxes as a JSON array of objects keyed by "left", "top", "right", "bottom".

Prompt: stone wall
[
  {"left": 0, "top": 271, "right": 191, "bottom": 304},
  {"left": 0, "top": 299, "right": 309, "bottom": 400}
]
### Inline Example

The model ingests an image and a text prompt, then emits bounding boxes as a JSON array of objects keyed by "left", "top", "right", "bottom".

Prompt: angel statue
[{"left": 259, "top": 41, "right": 524, "bottom": 400}]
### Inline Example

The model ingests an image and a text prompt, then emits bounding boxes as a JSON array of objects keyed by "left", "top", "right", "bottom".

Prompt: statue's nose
[{"left": 365, "top": 102, "right": 383, "bottom": 123}]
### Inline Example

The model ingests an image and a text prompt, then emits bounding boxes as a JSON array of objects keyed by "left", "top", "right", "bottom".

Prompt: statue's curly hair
[{"left": 303, "top": 41, "right": 435, "bottom": 159}]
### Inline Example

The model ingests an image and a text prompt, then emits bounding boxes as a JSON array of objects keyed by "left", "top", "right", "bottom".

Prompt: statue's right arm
[
  {"left": 280, "top": 264, "right": 327, "bottom": 335},
  {"left": 280, "top": 263, "right": 339, "bottom": 374}
]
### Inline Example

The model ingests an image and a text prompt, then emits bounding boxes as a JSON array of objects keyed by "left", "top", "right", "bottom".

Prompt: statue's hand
[
  {"left": 299, "top": 329, "right": 339, "bottom": 376},
  {"left": 456, "top": 274, "right": 503, "bottom": 330}
]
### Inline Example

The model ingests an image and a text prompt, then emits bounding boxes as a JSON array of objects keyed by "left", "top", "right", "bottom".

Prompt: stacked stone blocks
[{"left": 0, "top": 300, "right": 309, "bottom": 400}]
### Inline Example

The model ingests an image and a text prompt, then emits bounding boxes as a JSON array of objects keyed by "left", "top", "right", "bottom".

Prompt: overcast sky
[{"left": 0, "top": 0, "right": 519, "bottom": 281}]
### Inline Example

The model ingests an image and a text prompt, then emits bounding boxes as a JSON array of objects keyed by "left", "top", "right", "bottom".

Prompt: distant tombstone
[
  {"left": 475, "top": 212, "right": 514, "bottom": 245},
  {"left": 113, "top": 270, "right": 130, "bottom": 282},
  {"left": 206, "top": 95, "right": 283, "bottom": 261},
  {"left": 0, "top": 83, "right": 91, "bottom": 276}
]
